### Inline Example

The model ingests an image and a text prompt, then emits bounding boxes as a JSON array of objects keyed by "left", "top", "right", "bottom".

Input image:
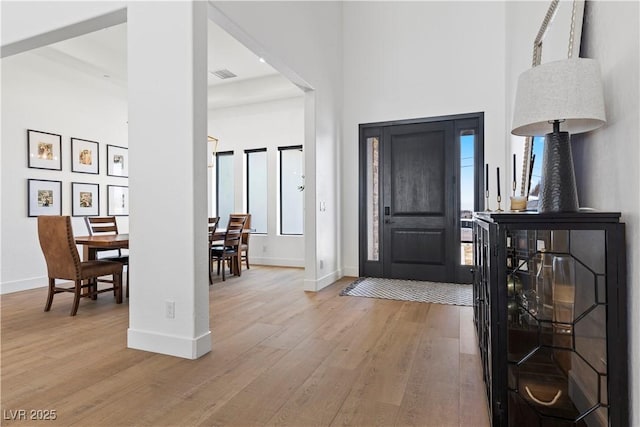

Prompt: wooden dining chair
[
  {"left": 85, "top": 216, "right": 130, "bottom": 297},
  {"left": 208, "top": 217, "right": 220, "bottom": 234},
  {"left": 208, "top": 216, "right": 221, "bottom": 244},
  {"left": 37, "top": 216, "right": 123, "bottom": 316},
  {"left": 230, "top": 213, "right": 251, "bottom": 270},
  {"left": 210, "top": 215, "right": 247, "bottom": 282},
  {"left": 208, "top": 217, "right": 220, "bottom": 284}
]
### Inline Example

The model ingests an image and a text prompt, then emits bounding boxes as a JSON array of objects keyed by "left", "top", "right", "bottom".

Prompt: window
[
  {"left": 365, "top": 137, "right": 379, "bottom": 260},
  {"left": 215, "top": 151, "right": 234, "bottom": 228},
  {"left": 279, "top": 146, "right": 304, "bottom": 235},
  {"left": 459, "top": 129, "right": 476, "bottom": 266},
  {"left": 246, "top": 149, "right": 267, "bottom": 234}
]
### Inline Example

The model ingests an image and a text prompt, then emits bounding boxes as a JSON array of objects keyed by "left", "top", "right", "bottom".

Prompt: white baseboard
[
  {"left": 304, "top": 269, "right": 343, "bottom": 292},
  {"left": 127, "top": 328, "right": 212, "bottom": 359},
  {"left": 249, "top": 257, "right": 304, "bottom": 268},
  {"left": 1, "top": 276, "right": 47, "bottom": 294}
]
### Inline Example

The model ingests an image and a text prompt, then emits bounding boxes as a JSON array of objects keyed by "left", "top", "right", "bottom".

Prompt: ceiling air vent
[{"left": 210, "top": 69, "right": 237, "bottom": 80}]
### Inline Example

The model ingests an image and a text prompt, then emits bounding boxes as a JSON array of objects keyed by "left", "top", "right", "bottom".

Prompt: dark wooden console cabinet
[{"left": 472, "top": 211, "right": 627, "bottom": 426}]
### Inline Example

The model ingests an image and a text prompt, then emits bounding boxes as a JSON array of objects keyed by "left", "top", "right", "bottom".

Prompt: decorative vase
[
  {"left": 536, "top": 250, "right": 554, "bottom": 320},
  {"left": 552, "top": 255, "right": 576, "bottom": 334}
]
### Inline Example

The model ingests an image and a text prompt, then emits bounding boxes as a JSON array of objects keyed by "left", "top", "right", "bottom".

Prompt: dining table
[
  {"left": 74, "top": 233, "right": 129, "bottom": 298},
  {"left": 75, "top": 233, "right": 129, "bottom": 261}
]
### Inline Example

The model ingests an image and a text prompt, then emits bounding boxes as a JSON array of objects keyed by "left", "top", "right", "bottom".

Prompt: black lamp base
[{"left": 538, "top": 130, "right": 579, "bottom": 213}]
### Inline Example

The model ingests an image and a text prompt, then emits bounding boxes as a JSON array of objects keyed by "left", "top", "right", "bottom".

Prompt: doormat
[{"left": 340, "top": 277, "right": 472, "bottom": 307}]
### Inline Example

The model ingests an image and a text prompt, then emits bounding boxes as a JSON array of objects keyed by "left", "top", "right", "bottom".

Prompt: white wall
[
  {"left": 1, "top": 49, "right": 128, "bottom": 294},
  {"left": 212, "top": 1, "right": 343, "bottom": 291},
  {"left": 341, "top": 1, "right": 507, "bottom": 275},
  {"left": 573, "top": 2, "right": 639, "bottom": 424},
  {"left": 208, "top": 96, "right": 305, "bottom": 267}
]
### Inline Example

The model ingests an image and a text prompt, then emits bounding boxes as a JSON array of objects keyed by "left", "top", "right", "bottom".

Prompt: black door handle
[{"left": 384, "top": 206, "right": 390, "bottom": 215}]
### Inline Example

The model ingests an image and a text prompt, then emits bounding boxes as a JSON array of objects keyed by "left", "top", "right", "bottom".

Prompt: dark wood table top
[{"left": 75, "top": 234, "right": 129, "bottom": 249}]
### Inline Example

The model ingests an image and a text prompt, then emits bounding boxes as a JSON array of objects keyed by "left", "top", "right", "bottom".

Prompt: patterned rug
[{"left": 340, "top": 277, "right": 473, "bottom": 306}]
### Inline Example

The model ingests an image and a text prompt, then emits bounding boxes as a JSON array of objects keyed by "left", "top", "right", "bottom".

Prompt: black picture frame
[
  {"left": 28, "top": 179, "right": 62, "bottom": 217},
  {"left": 107, "top": 144, "right": 128, "bottom": 178},
  {"left": 71, "top": 138, "right": 99, "bottom": 174},
  {"left": 71, "top": 182, "right": 100, "bottom": 217},
  {"left": 107, "top": 185, "right": 129, "bottom": 216},
  {"left": 27, "top": 129, "right": 62, "bottom": 171}
]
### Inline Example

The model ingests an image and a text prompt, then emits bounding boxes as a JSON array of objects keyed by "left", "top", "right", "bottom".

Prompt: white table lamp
[{"left": 512, "top": 57, "right": 606, "bottom": 212}]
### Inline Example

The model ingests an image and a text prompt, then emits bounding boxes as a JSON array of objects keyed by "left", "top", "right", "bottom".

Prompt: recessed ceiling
[{"left": 28, "top": 21, "right": 302, "bottom": 108}]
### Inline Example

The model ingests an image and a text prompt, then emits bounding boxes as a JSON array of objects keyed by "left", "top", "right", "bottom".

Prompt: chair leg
[
  {"left": 209, "top": 259, "right": 213, "bottom": 284},
  {"left": 245, "top": 248, "right": 250, "bottom": 269},
  {"left": 113, "top": 274, "right": 118, "bottom": 298},
  {"left": 126, "top": 266, "right": 129, "bottom": 298},
  {"left": 236, "top": 254, "right": 242, "bottom": 277},
  {"left": 86, "top": 278, "right": 92, "bottom": 300},
  {"left": 86, "top": 277, "right": 98, "bottom": 301},
  {"left": 221, "top": 256, "right": 226, "bottom": 281},
  {"left": 44, "top": 278, "right": 55, "bottom": 312},
  {"left": 91, "top": 278, "right": 98, "bottom": 300},
  {"left": 71, "top": 280, "right": 82, "bottom": 316},
  {"left": 114, "top": 273, "right": 123, "bottom": 304}
]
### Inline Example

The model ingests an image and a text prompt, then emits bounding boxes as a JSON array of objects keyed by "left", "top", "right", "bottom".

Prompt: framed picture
[
  {"left": 107, "top": 185, "right": 129, "bottom": 216},
  {"left": 71, "top": 182, "right": 99, "bottom": 217},
  {"left": 27, "top": 129, "right": 62, "bottom": 170},
  {"left": 28, "top": 179, "right": 62, "bottom": 217},
  {"left": 107, "top": 145, "right": 128, "bottom": 177},
  {"left": 71, "top": 138, "right": 99, "bottom": 174}
]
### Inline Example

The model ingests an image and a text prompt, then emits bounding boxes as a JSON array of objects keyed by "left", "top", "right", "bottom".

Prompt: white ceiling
[{"left": 30, "top": 21, "right": 302, "bottom": 109}]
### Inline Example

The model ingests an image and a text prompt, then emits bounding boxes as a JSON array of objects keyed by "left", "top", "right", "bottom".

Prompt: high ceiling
[{"left": 30, "top": 21, "right": 302, "bottom": 109}]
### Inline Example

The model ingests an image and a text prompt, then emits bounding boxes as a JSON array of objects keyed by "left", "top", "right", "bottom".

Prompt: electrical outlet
[
  {"left": 165, "top": 300, "right": 175, "bottom": 319},
  {"left": 320, "top": 260, "right": 324, "bottom": 269},
  {"left": 263, "top": 245, "right": 267, "bottom": 252}
]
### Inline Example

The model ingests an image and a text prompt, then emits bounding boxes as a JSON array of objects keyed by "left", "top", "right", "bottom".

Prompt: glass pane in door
[
  {"left": 460, "top": 131, "right": 475, "bottom": 265},
  {"left": 366, "top": 136, "right": 379, "bottom": 261}
]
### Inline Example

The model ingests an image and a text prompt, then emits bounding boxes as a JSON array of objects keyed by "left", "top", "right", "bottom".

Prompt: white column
[{"left": 126, "top": 1, "right": 210, "bottom": 359}]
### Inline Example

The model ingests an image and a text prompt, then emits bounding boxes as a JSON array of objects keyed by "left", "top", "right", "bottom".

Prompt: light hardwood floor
[{"left": 1, "top": 266, "right": 490, "bottom": 427}]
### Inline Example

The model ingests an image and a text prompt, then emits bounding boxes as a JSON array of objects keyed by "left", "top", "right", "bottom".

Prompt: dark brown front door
[
  {"left": 359, "top": 113, "right": 484, "bottom": 283},
  {"left": 382, "top": 121, "right": 455, "bottom": 281}
]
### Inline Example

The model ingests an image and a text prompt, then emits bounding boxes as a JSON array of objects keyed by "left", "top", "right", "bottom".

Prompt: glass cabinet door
[{"left": 506, "top": 228, "right": 608, "bottom": 427}]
